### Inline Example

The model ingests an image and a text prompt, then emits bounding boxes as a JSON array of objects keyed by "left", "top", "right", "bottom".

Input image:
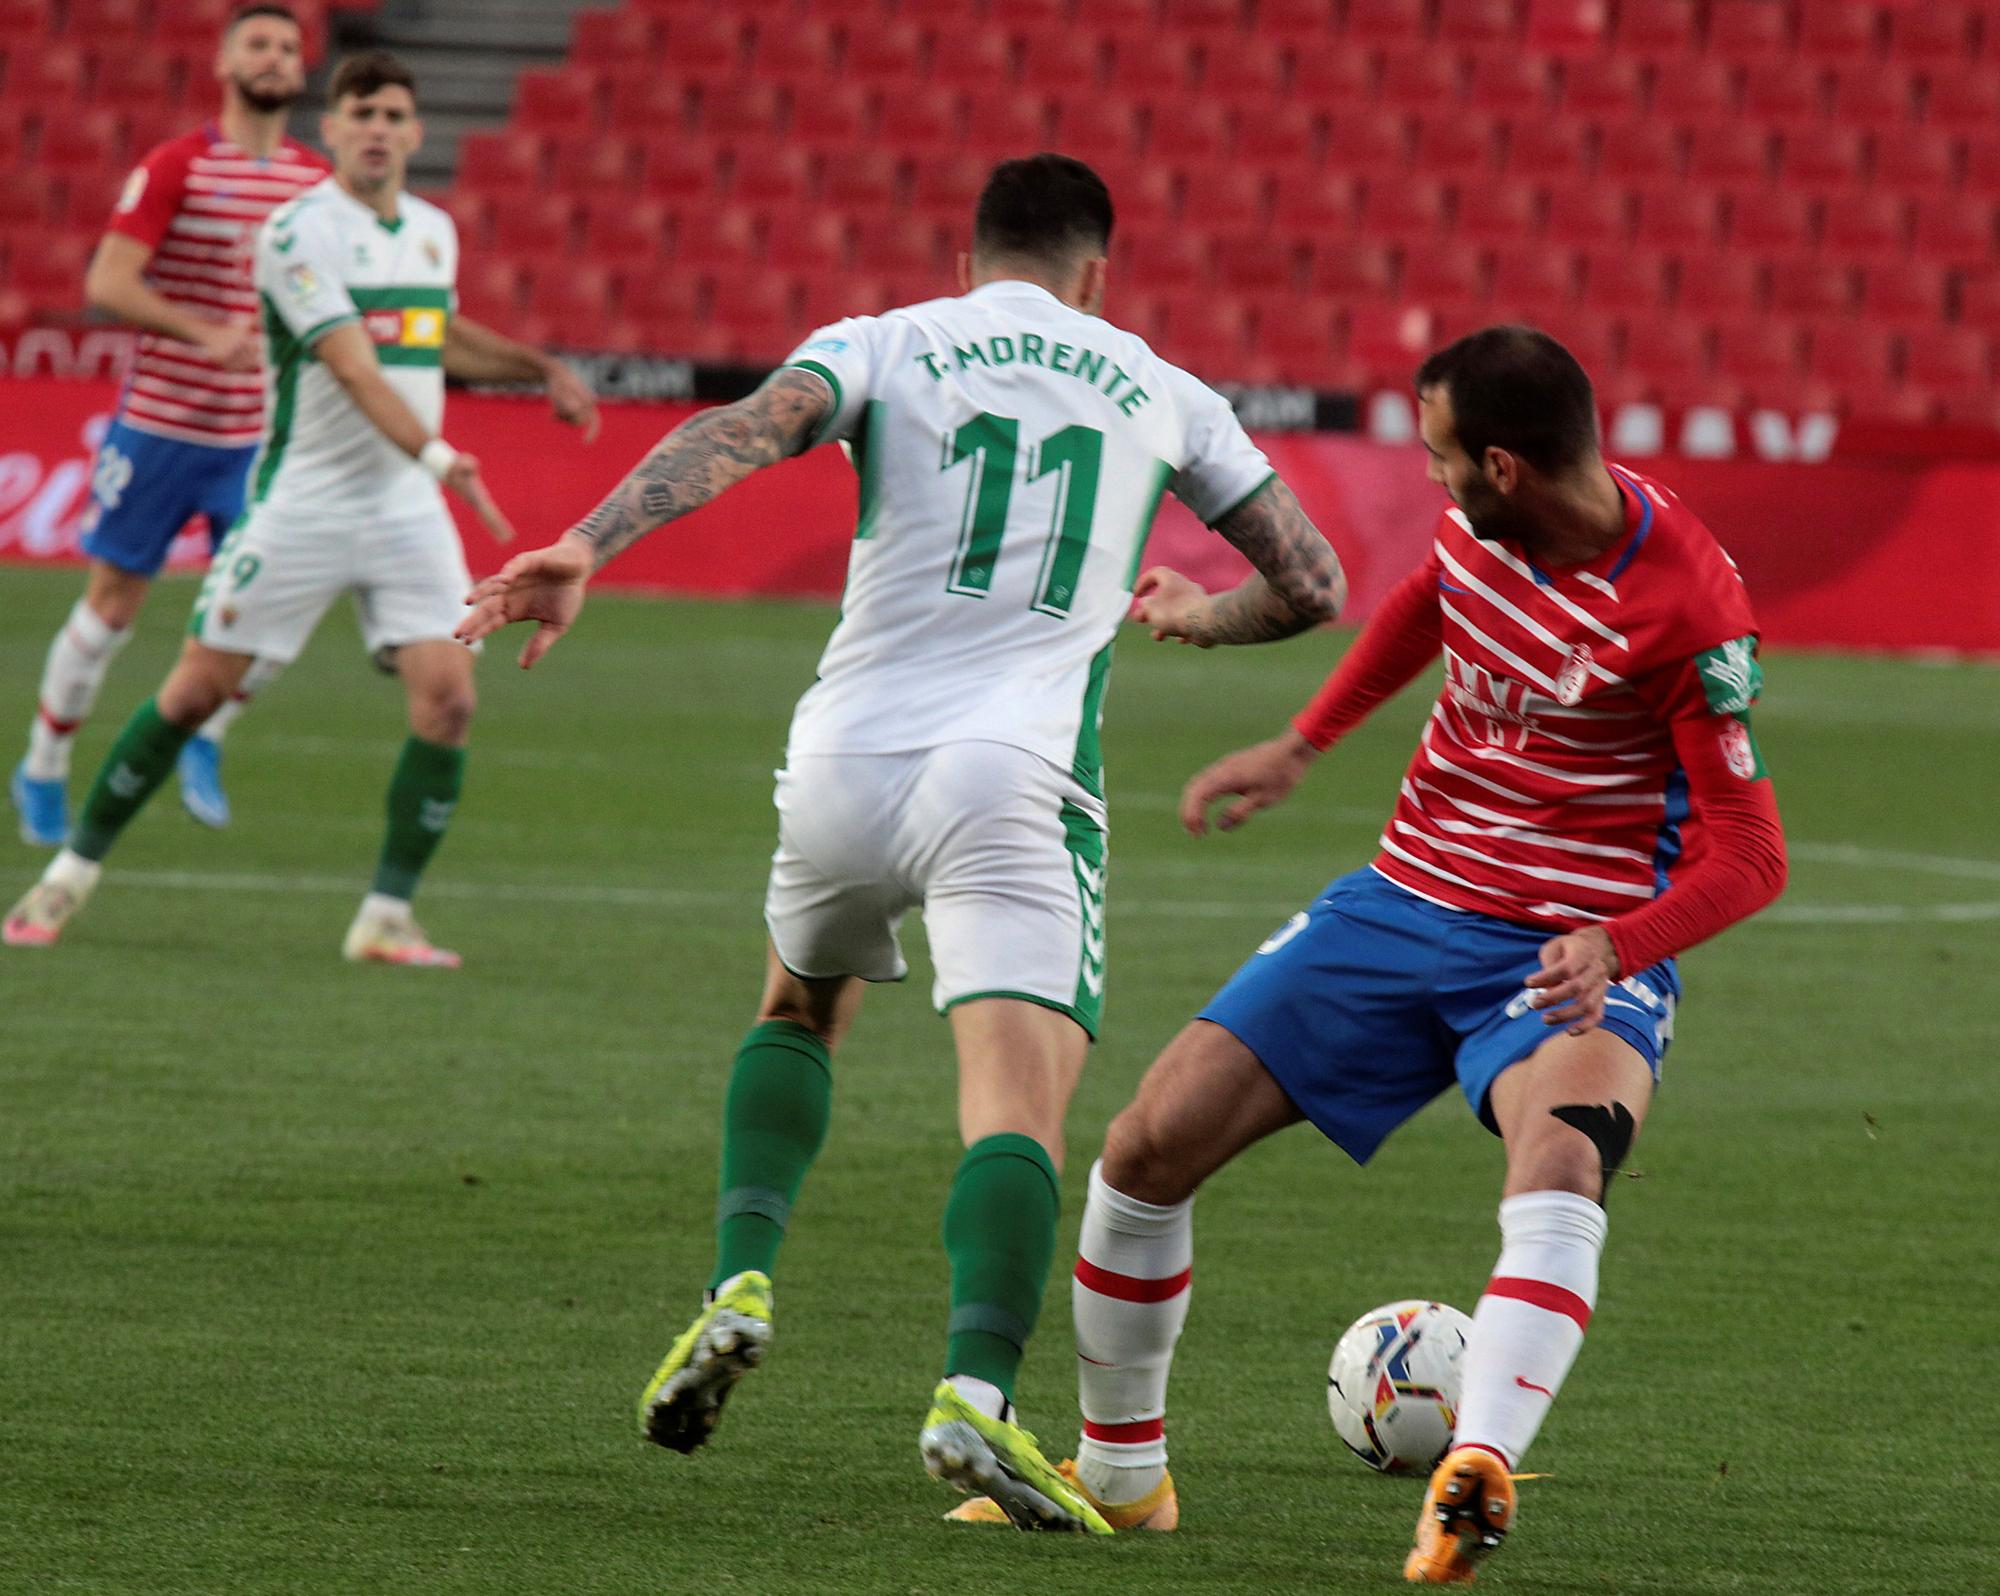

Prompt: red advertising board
[{"left": 5, "top": 378, "right": 1998, "bottom": 653}]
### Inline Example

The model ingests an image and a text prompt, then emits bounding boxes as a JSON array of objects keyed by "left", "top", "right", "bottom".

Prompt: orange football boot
[{"left": 1403, "top": 1446, "right": 1516, "bottom": 1584}]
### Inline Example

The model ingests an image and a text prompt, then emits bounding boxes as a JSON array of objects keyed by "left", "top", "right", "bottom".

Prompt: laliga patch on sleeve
[
  {"left": 802, "top": 337, "right": 849, "bottom": 354},
  {"left": 1695, "top": 634, "right": 1762, "bottom": 716},
  {"left": 283, "top": 261, "right": 320, "bottom": 303},
  {"left": 115, "top": 166, "right": 147, "bottom": 213}
]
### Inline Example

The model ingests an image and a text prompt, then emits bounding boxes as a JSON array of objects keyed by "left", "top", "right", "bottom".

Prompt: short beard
[{"left": 234, "top": 76, "right": 302, "bottom": 114}]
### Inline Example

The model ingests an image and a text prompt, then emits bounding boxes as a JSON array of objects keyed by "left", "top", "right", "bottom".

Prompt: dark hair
[
  {"left": 1414, "top": 325, "right": 1600, "bottom": 475},
  {"left": 328, "top": 50, "right": 417, "bottom": 108},
  {"left": 973, "top": 154, "right": 1114, "bottom": 265},
  {"left": 227, "top": 3, "right": 299, "bottom": 31}
]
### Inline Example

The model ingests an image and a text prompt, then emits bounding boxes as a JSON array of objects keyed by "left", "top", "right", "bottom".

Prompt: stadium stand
[{"left": 1, "top": 0, "right": 1995, "bottom": 419}]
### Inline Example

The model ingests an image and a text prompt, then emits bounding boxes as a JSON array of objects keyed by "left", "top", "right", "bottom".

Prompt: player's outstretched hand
[
  {"left": 457, "top": 534, "right": 592, "bottom": 669},
  {"left": 1180, "top": 730, "right": 1319, "bottom": 836},
  {"left": 197, "top": 321, "right": 262, "bottom": 374},
  {"left": 1132, "top": 566, "right": 1211, "bottom": 645},
  {"left": 1525, "top": 927, "right": 1621, "bottom": 1035},
  {"left": 442, "top": 454, "right": 516, "bottom": 544},
  {"left": 546, "top": 360, "right": 601, "bottom": 443}
]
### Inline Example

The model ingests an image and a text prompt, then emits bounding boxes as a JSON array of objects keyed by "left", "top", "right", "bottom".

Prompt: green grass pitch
[{"left": 2, "top": 563, "right": 1995, "bottom": 1594}]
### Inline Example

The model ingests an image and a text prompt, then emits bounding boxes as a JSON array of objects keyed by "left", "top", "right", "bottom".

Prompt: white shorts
[
  {"left": 189, "top": 503, "right": 475, "bottom": 665},
  {"left": 764, "top": 741, "right": 1109, "bottom": 1037}
]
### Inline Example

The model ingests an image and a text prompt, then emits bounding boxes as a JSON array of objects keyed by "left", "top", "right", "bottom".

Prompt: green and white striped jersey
[
  {"left": 249, "top": 178, "right": 457, "bottom": 524},
  {"left": 781, "top": 279, "right": 1273, "bottom": 796}
]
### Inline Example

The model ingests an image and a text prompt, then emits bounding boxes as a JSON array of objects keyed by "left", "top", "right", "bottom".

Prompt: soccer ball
[{"left": 1326, "top": 1299, "right": 1472, "bottom": 1474}]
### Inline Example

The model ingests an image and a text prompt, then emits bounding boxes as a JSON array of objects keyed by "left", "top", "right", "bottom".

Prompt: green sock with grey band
[
  {"left": 707, "top": 1020, "right": 833, "bottom": 1290},
  {"left": 941, "top": 1132, "right": 1060, "bottom": 1403}
]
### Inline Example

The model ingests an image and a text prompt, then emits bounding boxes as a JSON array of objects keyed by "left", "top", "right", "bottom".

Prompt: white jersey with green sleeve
[
  {"left": 780, "top": 278, "right": 1273, "bottom": 796},
  {"left": 250, "top": 177, "right": 457, "bottom": 525}
]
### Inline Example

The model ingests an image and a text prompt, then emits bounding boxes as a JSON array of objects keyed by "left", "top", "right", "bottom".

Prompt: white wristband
[{"left": 418, "top": 438, "right": 459, "bottom": 480}]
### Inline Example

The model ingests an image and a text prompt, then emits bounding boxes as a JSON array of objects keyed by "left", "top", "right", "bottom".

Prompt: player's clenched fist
[
  {"left": 457, "top": 532, "right": 592, "bottom": 668},
  {"left": 1132, "top": 566, "right": 1212, "bottom": 645},
  {"left": 1179, "top": 729, "right": 1320, "bottom": 836},
  {"left": 1524, "top": 926, "right": 1621, "bottom": 1035}
]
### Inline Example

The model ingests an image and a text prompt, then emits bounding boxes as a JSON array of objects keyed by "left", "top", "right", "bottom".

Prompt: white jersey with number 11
[{"left": 779, "top": 278, "right": 1273, "bottom": 797}]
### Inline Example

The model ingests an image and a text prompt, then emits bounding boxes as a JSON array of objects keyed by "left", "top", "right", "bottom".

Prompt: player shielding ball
[
  {"left": 4, "top": 52, "right": 597, "bottom": 964},
  {"left": 458, "top": 156, "right": 1345, "bottom": 1531},
  {"left": 952, "top": 327, "right": 1789, "bottom": 1569},
  {"left": 11, "top": 3, "right": 325, "bottom": 844}
]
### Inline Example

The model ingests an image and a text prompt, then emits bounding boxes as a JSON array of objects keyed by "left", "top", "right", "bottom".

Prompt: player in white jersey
[
  {"left": 458, "top": 157, "right": 1346, "bottom": 1529},
  {"left": 5, "top": 52, "right": 598, "bottom": 964},
  {"left": 11, "top": 3, "right": 321, "bottom": 845}
]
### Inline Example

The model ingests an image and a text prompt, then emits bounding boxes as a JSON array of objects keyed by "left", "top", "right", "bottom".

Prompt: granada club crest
[
  {"left": 1555, "top": 644, "right": 1594, "bottom": 705},
  {"left": 1718, "top": 718, "right": 1757, "bottom": 778}
]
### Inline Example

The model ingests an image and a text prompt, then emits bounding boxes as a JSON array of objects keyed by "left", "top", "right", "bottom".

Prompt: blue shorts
[
  {"left": 1199, "top": 868, "right": 1679, "bottom": 1165},
  {"left": 78, "top": 417, "right": 258, "bottom": 577}
]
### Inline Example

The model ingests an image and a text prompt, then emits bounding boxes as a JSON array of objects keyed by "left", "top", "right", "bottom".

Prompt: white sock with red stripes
[
  {"left": 25, "top": 599, "right": 131, "bottom": 780},
  {"left": 1071, "top": 1160, "right": 1192, "bottom": 1504},
  {"left": 1451, "top": 1189, "right": 1608, "bottom": 1469},
  {"left": 193, "top": 656, "right": 282, "bottom": 746}
]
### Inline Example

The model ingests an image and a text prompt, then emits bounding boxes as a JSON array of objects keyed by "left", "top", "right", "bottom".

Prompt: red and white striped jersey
[
  {"left": 1371, "top": 465, "right": 1759, "bottom": 930},
  {"left": 105, "top": 123, "right": 329, "bottom": 447}
]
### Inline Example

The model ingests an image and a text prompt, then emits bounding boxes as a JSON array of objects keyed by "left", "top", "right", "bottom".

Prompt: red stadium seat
[
  {"left": 0, "top": 0, "right": 52, "bottom": 47},
  {"left": 620, "top": 270, "right": 703, "bottom": 330},
  {"left": 491, "top": 195, "right": 575, "bottom": 256},
  {"left": 1706, "top": 0, "right": 1791, "bottom": 63},
  {"left": 1213, "top": 236, "right": 1300, "bottom": 293},
  {"left": 1181, "top": 168, "right": 1267, "bottom": 235},
  {"left": 1820, "top": 192, "right": 1907, "bottom": 262},
  {"left": 709, "top": 269, "right": 799, "bottom": 350},
  {"left": 1271, "top": 170, "right": 1361, "bottom": 234},
  {"left": 728, "top": 144, "right": 812, "bottom": 212},
  {"left": 1623, "top": 319, "right": 1709, "bottom": 390},
  {"left": 63, "top": 0, "right": 146, "bottom": 46},
  {"left": 1530, "top": 309, "right": 1618, "bottom": 377},
  {"left": 1910, "top": 196, "right": 1997, "bottom": 266},
  {"left": 1525, "top": 0, "right": 1608, "bottom": 57},
  {"left": 696, "top": 81, "right": 787, "bottom": 139},
  {"left": 1615, "top": 0, "right": 1697, "bottom": 59},
  {"left": 1305, "top": 239, "right": 1395, "bottom": 298},
  {"left": 1545, "top": 186, "right": 1628, "bottom": 248},
  {"left": 989, "top": 0, "right": 1065, "bottom": 25},
  {"left": 1377, "top": 47, "right": 1462, "bottom": 111},
  {"left": 1599, "top": 122, "right": 1682, "bottom": 185},
  {"left": 1769, "top": 259, "right": 1854, "bottom": 318},
  {"left": 1965, "top": 135, "right": 2000, "bottom": 201},
  {"left": 1925, "top": 66, "right": 2000, "bottom": 135},
  {"left": 1488, "top": 247, "right": 1576, "bottom": 318},
  {"left": 790, "top": 83, "right": 874, "bottom": 150},
  {"left": 1504, "top": 118, "right": 1586, "bottom": 181},
  {"left": 1741, "top": 62, "right": 1825, "bottom": 129},
  {"left": 1775, "top": 125, "right": 1866, "bottom": 193},
  {"left": 909, "top": 154, "right": 990, "bottom": 223},
  {"left": 1411, "top": 110, "right": 1503, "bottom": 174},
  {"left": 1468, "top": 55, "right": 1552, "bottom": 119},
  {"left": 1345, "top": 0, "right": 1427, "bottom": 50},
  {"left": 457, "top": 131, "right": 546, "bottom": 197},
  {"left": 1361, "top": 175, "right": 1449, "bottom": 242},
  {"left": 799, "top": 272, "right": 886, "bottom": 327},
  {"left": 1714, "top": 320, "right": 1805, "bottom": 389},
  {"left": 673, "top": 207, "right": 763, "bottom": 271},
  {"left": 1322, "top": 108, "right": 1408, "bottom": 172},
  {"left": 456, "top": 258, "right": 523, "bottom": 323},
  {"left": 1203, "top": 39, "right": 1285, "bottom": 106},
  {"left": 767, "top": 213, "right": 846, "bottom": 274},
  {"left": 1580, "top": 248, "right": 1668, "bottom": 313},
  {"left": 0, "top": 168, "right": 60, "bottom": 237},
  {"left": 1147, "top": 101, "right": 1230, "bottom": 164},
  {"left": 1455, "top": 181, "right": 1540, "bottom": 246},
  {"left": 1859, "top": 260, "right": 1947, "bottom": 328},
  {"left": 1074, "top": 0, "right": 1157, "bottom": 36},
  {"left": 880, "top": 85, "right": 960, "bottom": 153},
  {"left": 0, "top": 101, "right": 32, "bottom": 167},
  {"left": 91, "top": 55, "right": 178, "bottom": 116},
  {"left": 1236, "top": 104, "right": 1319, "bottom": 168},
  {"left": 1559, "top": 56, "right": 1645, "bottom": 121},
  {"left": 1251, "top": 298, "right": 1342, "bottom": 386},
  {"left": 1020, "top": 34, "right": 1102, "bottom": 94},
  {"left": 1401, "top": 251, "right": 1486, "bottom": 314},
  {"left": 846, "top": 21, "right": 927, "bottom": 87},
  {"left": 1673, "top": 252, "right": 1761, "bottom": 319},
  {"left": 1050, "top": 98, "right": 1144, "bottom": 165},
  {"left": 1, "top": 42, "right": 85, "bottom": 102},
  {"left": 929, "top": 31, "right": 1012, "bottom": 92},
  {"left": 1632, "top": 186, "right": 1722, "bottom": 249},
  {"left": 1727, "top": 185, "right": 1813, "bottom": 254},
  {"left": 7, "top": 233, "right": 85, "bottom": 311},
  {"left": 1124, "top": 228, "right": 1211, "bottom": 291},
  {"left": 1957, "top": 271, "right": 2000, "bottom": 335},
  {"left": 850, "top": 215, "right": 940, "bottom": 275},
  {"left": 1871, "top": 130, "right": 1954, "bottom": 198},
  {"left": 552, "top": 137, "right": 640, "bottom": 197},
  {"left": 147, "top": 0, "right": 227, "bottom": 53},
  {"left": 798, "top": 0, "right": 891, "bottom": 24},
  {"left": 526, "top": 262, "right": 618, "bottom": 327},
  {"left": 962, "top": 89, "right": 1047, "bottom": 158},
  {"left": 1291, "top": 46, "right": 1371, "bottom": 107},
  {"left": 1798, "top": 2, "right": 1880, "bottom": 65},
  {"left": 1886, "top": 5, "right": 1973, "bottom": 65},
  {"left": 1438, "top": 0, "right": 1518, "bottom": 48},
  {"left": 662, "top": 15, "right": 745, "bottom": 83},
  {"left": 1092, "top": 159, "right": 1175, "bottom": 225},
  {"left": 1162, "top": 0, "right": 1245, "bottom": 38},
  {"left": 608, "top": 75, "right": 694, "bottom": 137},
  {"left": 747, "top": 20, "right": 839, "bottom": 83},
  {"left": 1257, "top": 0, "right": 1339, "bottom": 46},
  {"left": 1347, "top": 303, "right": 1447, "bottom": 381},
  {"left": 580, "top": 200, "right": 671, "bottom": 270},
  {"left": 1104, "top": 35, "right": 1198, "bottom": 98},
  {"left": 37, "top": 110, "right": 122, "bottom": 177},
  {"left": 572, "top": 9, "right": 657, "bottom": 67},
  {"left": 1807, "top": 324, "right": 1895, "bottom": 390},
  {"left": 1685, "top": 125, "right": 1770, "bottom": 187},
  {"left": 823, "top": 149, "right": 903, "bottom": 211},
  {"left": 515, "top": 68, "right": 602, "bottom": 132},
  {"left": 1828, "top": 64, "right": 1918, "bottom": 129},
  {"left": 642, "top": 139, "right": 720, "bottom": 204},
  {"left": 1904, "top": 327, "right": 1991, "bottom": 391},
  {"left": 1650, "top": 58, "right": 1734, "bottom": 124}
]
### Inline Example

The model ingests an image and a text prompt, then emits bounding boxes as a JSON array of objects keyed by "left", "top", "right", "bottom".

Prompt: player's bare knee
[
  {"left": 157, "top": 656, "right": 233, "bottom": 727},
  {"left": 84, "top": 563, "right": 149, "bottom": 630},
  {"left": 1100, "top": 1102, "right": 1195, "bottom": 1206},
  {"left": 1510, "top": 1101, "right": 1638, "bottom": 1202},
  {"left": 412, "top": 686, "right": 475, "bottom": 745}
]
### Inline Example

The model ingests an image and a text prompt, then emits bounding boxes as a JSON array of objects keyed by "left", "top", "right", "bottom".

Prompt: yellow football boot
[
  {"left": 637, "top": 1271, "right": 773, "bottom": 1453},
  {"left": 919, "top": 1382, "right": 1113, "bottom": 1535},
  {"left": 945, "top": 1458, "right": 1177, "bottom": 1530}
]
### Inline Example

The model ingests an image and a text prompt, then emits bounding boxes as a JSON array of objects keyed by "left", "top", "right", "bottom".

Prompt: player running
[
  {"left": 5, "top": 51, "right": 598, "bottom": 965},
  {"left": 12, "top": 3, "right": 326, "bottom": 845},
  {"left": 952, "top": 326, "right": 1789, "bottom": 1568},
  {"left": 457, "top": 156, "right": 1345, "bottom": 1531}
]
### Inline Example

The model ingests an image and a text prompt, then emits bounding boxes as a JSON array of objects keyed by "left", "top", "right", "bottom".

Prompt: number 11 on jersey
[{"left": 943, "top": 411, "right": 1104, "bottom": 620}]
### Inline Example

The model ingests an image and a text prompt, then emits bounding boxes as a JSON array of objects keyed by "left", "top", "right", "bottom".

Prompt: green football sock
[
  {"left": 708, "top": 1020, "right": 834, "bottom": 1290},
  {"left": 71, "top": 698, "right": 193, "bottom": 862},
  {"left": 372, "top": 736, "right": 464, "bottom": 900},
  {"left": 941, "top": 1133, "right": 1060, "bottom": 1404}
]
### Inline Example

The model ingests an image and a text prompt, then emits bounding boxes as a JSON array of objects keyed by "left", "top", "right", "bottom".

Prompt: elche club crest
[{"left": 1555, "top": 644, "right": 1594, "bottom": 706}]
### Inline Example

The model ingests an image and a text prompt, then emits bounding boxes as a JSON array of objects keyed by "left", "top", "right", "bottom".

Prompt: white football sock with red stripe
[
  {"left": 1451, "top": 1189, "right": 1608, "bottom": 1469},
  {"left": 26, "top": 599, "right": 131, "bottom": 780},
  {"left": 1071, "top": 1161, "right": 1192, "bottom": 1504}
]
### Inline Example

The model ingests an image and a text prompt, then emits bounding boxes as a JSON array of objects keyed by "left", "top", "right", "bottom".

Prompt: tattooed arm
[
  {"left": 1132, "top": 478, "right": 1348, "bottom": 647},
  {"left": 567, "top": 367, "right": 832, "bottom": 569}
]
